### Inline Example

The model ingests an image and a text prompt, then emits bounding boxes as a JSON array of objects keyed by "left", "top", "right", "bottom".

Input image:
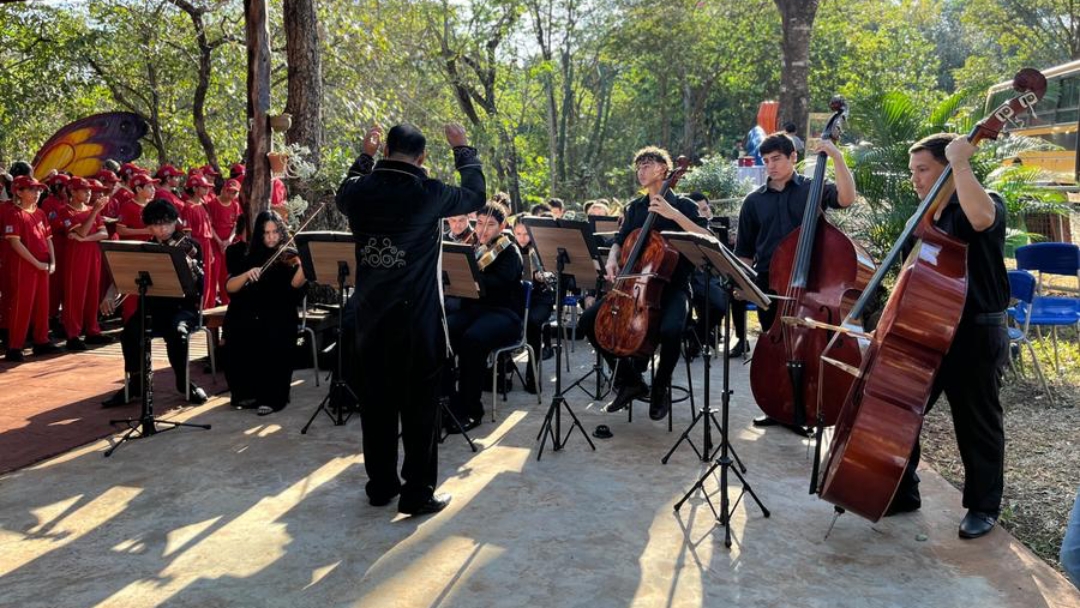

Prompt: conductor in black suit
[{"left": 336, "top": 122, "right": 486, "bottom": 516}]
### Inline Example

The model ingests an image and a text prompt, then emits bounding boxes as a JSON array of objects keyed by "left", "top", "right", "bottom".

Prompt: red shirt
[
  {"left": 117, "top": 199, "right": 151, "bottom": 241},
  {"left": 207, "top": 198, "right": 242, "bottom": 241},
  {"left": 4, "top": 206, "right": 52, "bottom": 262},
  {"left": 155, "top": 187, "right": 187, "bottom": 214},
  {"left": 56, "top": 205, "right": 105, "bottom": 237},
  {"left": 183, "top": 203, "right": 214, "bottom": 241},
  {"left": 40, "top": 195, "right": 66, "bottom": 225},
  {"left": 106, "top": 188, "right": 133, "bottom": 220},
  {"left": 271, "top": 178, "right": 287, "bottom": 206}
]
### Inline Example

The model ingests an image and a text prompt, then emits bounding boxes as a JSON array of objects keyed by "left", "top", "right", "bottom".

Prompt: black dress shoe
[
  {"left": 728, "top": 339, "right": 746, "bottom": 358},
  {"left": 399, "top": 493, "right": 452, "bottom": 516},
  {"left": 66, "top": 338, "right": 88, "bottom": 351},
  {"left": 5, "top": 349, "right": 24, "bottom": 362},
  {"left": 542, "top": 346, "right": 554, "bottom": 361},
  {"left": 369, "top": 491, "right": 400, "bottom": 507},
  {"left": 32, "top": 342, "right": 62, "bottom": 355},
  {"left": 649, "top": 386, "right": 671, "bottom": 421},
  {"left": 752, "top": 415, "right": 780, "bottom": 427},
  {"left": 84, "top": 334, "right": 115, "bottom": 345},
  {"left": 959, "top": 510, "right": 997, "bottom": 539},
  {"left": 603, "top": 381, "right": 648, "bottom": 413},
  {"left": 445, "top": 417, "right": 481, "bottom": 434},
  {"left": 184, "top": 384, "right": 209, "bottom": 405},
  {"left": 523, "top": 376, "right": 538, "bottom": 394}
]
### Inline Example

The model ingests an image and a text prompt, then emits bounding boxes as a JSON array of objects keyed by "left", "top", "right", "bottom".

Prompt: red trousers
[
  {"left": 214, "top": 242, "right": 230, "bottom": 305},
  {"left": 196, "top": 236, "right": 216, "bottom": 310},
  {"left": 7, "top": 256, "right": 49, "bottom": 349},
  {"left": 49, "top": 238, "right": 64, "bottom": 319},
  {"left": 62, "top": 240, "right": 102, "bottom": 338}
]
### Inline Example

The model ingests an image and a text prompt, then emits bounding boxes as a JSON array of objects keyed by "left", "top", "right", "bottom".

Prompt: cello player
[
  {"left": 577, "top": 147, "right": 709, "bottom": 420},
  {"left": 887, "top": 133, "right": 1009, "bottom": 540}
]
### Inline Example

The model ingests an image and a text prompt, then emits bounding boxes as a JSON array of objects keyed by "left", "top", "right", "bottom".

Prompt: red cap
[
  {"left": 12, "top": 175, "right": 46, "bottom": 191},
  {"left": 119, "top": 162, "right": 144, "bottom": 178},
  {"left": 44, "top": 173, "right": 70, "bottom": 186},
  {"left": 223, "top": 179, "right": 241, "bottom": 192},
  {"left": 200, "top": 164, "right": 220, "bottom": 176},
  {"left": 156, "top": 164, "right": 184, "bottom": 179},
  {"left": 186, "top": 174, "right": 212, "bottom": 189},
  {"left": 229, "top": 163, "right": 246, "bottom": 177},
  {"left": 130, "top": 173, "right": 160, "bottom": 189},
  {"left": 95, "top": 169, "right": 120, "bottom": 184},
  {"left": 88, "top": 179, "right": 110, "bottom": 193},
  {"left": 67, "top": 176, "right": 92, "bottom": 191}
]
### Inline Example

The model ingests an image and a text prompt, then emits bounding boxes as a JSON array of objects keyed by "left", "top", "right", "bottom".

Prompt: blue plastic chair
[
  {"left": 488, "top": 281, "right": 541, "bottom": 421},
  {"left": 1014, "top": 243, "right": 1080, "bottom": 371},
  {"left": 1006, "top": 270, "right": 1052, "bottom": 397}
]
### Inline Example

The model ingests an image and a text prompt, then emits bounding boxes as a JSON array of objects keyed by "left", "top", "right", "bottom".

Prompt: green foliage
[{"left": 680, "top": 155, "right": 757, "bottom": 204}]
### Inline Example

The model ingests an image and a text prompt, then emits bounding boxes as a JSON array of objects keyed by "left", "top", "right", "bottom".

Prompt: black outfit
[
  {"left": 892, "top": 192, "right": 1010, "bottom": 517},
  {"left": 690, "top": 269, "right": 745, "bottom": 349},
  {"left": 521, "top": 243, "right": 555, "bottom": 385},
  {"left": 336, "top": 147, "right": 485, "bottom": 508},
  {"left": 445, "top": 239, "right": 524, "bottom": 421},
  {"left": 734, "top": 173, "right": 842, "bottom": 332},
  {"left": 222, "top": 243, "right": 306, "bottom": 410},
  {"left": 578, "top": 191, "right": 707, "bottom": 391},
  {"left": 118, "top": 232, "right": 203, "bottom": 395}
]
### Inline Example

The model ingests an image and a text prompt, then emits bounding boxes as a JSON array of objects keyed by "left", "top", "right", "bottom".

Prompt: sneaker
[
  {"left": 32, "top": 342, "right": 62, "bottom": 355},
  {"left": 256, "top": 405, "right": 274, "bottom": 416},
  {"left": 727, "top": 339, "right": 746, "bottom": 358},
  {"left": 5, "top": 349, "right": 25, "bottom": 362},
  {"left": 66, "top": 337, "right": 88, "bottom": 351},
  {"left": 84, "top": 334, "right": 115, "bottom": 345}
]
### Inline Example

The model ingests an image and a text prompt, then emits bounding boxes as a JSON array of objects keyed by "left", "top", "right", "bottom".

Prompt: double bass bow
[
  {"left": 749, "top": 97, "right": 875, "bottom": 430},
  {"left": 594, "top": 157, "right": 690, "bottom": 358},
  {"left": 816, "top": 69, "right": 1047, "bottom": 522}
]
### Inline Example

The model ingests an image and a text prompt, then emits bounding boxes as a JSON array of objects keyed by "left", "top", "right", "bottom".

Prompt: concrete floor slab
[{"left": 0, "top": 346, "right": 1077, "bottom": 608}]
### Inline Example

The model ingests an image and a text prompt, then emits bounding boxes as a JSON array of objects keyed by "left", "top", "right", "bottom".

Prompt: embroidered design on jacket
[{"left": 361, "top": 237, "right": 407, "bottom": 269}]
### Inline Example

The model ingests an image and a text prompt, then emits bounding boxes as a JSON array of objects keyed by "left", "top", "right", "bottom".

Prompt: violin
[{"left": 475, "top": 234, "right": 513, "bottom": 271}]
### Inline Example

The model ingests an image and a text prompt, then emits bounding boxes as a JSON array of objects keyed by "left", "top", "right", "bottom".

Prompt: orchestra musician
[
  {"left": 444, "top": 202, "right": 524, "bottom": 431},
  {"left": 444, "top": 214, "right": 478, "bottom": 245},
  {"left": 101, "top": 199, "right": 209, "bottom": 407},
  {"left": 577, "top": 146, "right": 709, "bottom": 420},
  {"left": 513, "top": 217, "right": 555, "bottom": 391},
  {"left": 686, "top": 191, "right": 746, "bottom": 356},
  {"left": 222, "top": 210, "right": 307, "bottom": 416},
  {"left": 887, "top": 133, "right": 1009, "bottom": 540},
  {"left": 337, "top": 122, "right": 486, "bottom": 516}
]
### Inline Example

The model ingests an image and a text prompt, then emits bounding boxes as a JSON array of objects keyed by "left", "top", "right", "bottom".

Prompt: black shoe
[
  {"left": 649, "top": 385, "right": 671, "bottom": 421},
  {"left": 183, "top": 384, "right": 209, "bottom": 405},
  {"left": 84, "top": 334, "right": 115, "bottom": 345},
  {"left": 884, "top": 495, "right": 922, "bottom": 517},
  {"left": 399, "top": 493, "right": 452, "bottom": 516},
  {"left": 32, "top": 342, "right": 62, "bottom": 355},
  {"left": 102, "top": 387, "right": 133, "bottom": 408},
  {"left": 603, "top": 381, "right": 648, "bottom": 413},
  {"left": 728, "top": 339, "right": 746, "bottom": 358},
  {"left": 5, "top": 349, "right": 24, "bottom": 362},
  {"left": 959, "top": 510, "right": 997, "bottom": 539},
  {"left": 445, "top": 416, "right": 481, "bottom": 434},
  {"left": 542, "top": 346, "right": 554, "bottom": 361},
  {"left": 369, "top": 491, "right": 400, "bottom": 507},
  {"left": 752, "top": 415, "right": 779, "bottom": 427},
  {"left": 523, "top": 376, "right": 538, "bottom": 395},
  {"left": 66, "top": 338, "right": 88, "bottom": 351}
]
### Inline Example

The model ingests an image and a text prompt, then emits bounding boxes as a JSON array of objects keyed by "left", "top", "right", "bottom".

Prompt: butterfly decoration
[{"left": 32, "top": 112, "right": 149, "bottom": 179}]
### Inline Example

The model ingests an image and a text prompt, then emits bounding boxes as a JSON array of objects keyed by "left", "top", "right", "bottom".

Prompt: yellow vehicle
[{"left": 985, "top": 59, "right": 1080, "bottom": 185}]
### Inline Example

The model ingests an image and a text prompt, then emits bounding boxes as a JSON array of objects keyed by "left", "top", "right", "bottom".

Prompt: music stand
[
  {"left": 587, "top": 215, "right": 620, "bottom": 235},
  {"left": 437, "top": 242, "right": 484, "bottom": 452},
  {"left": 521, "top": 217, "right": 600, "bottom": 460},
  {"left": 296, "top": 231, "right": 358, "bottom": 433},
  {"left": 663, "top": 231, "right": 771, "bottom": 549},
  {"left": 100, "top": 241, "right": 212, "bottom": 457}
]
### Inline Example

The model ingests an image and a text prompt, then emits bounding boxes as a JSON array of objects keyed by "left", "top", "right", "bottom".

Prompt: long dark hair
[{"left": 248, "top": 210, "right": 290, "bottom": 262}]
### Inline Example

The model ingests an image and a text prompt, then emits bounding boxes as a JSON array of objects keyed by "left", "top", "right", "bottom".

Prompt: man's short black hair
[
  {"left": 386, "top": 123, "right": 426, "bottom": 159},
  {"left": 142, "top": 198, "right": 180, "bottom": 225},
  {"left": 530, "top": 203, "right": 551, "bottom": 215},
  {"left": 9, "top": 161, "right": 32, "bottom": 178},
  {"left": 687, "top": 191, "right": 708, "bottom": 203},
  {"left": 759, "top": 132, "right": 796, "bottom": 157},
  {"left": 908, "top": 132, "right": 959, "bottom": 165},
  {"left": 546, "top": 198, "right": 564, "bottom": 210},
  {"left": 783, "top": 122, "right": 797, "bottom": 133}
]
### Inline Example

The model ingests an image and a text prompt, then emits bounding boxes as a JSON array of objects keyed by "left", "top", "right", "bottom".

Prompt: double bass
[
  {"left": 594, "top": 157, "right": 690, "bottom": 357},
  {"left": 817, "top": 69, "right": 1047, "bottom": 522},
  {"left": 749, "top": 98, "right": 875, "bottom": 429}
]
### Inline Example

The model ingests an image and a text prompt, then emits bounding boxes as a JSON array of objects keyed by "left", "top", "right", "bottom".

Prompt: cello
[
  {"left": 749, "top": 98, "right": 875, "bottom": 429},
  {"left": 817, "top": 69, "right": 1047, "bottom": 522},
  {"left": 594, "top": 157, "right": 690, "bottom": 358}
]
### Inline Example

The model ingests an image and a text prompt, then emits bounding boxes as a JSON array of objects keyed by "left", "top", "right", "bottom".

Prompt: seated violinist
[
  {"left": 222, "top": 210, "right": 308, "bottom": 416},
  {"left": 444, "top": 214, "right": 478, "bottom": 245},
  {"left": 512, "top": 216, "right": 555, "bottom": 392},
  {"left": 577, "top": 146, "right": 709, "bottom": 420},
  {"left": 444, "top": 201, "right": 523, "bottom": 432}
]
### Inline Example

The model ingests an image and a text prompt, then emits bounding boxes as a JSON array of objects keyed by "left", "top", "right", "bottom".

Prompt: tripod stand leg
[
  {"left": 557, "top": 398, "right": 596, "bottom": 451},
  {"left": 673, "top": 457, "right": 722, "bottom": 513},
  {"left": 729, "top": 459, "right": 770, "bottom": 518},
  {"left": 439, "top": 399, "right": 477, "bottom": 452}
]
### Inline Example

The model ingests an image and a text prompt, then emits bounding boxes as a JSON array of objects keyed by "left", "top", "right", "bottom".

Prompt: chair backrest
[
  {"left": 1008, "top": 269, "right": 1037, "bottom": 305},
  {"left": 1015, "top": 243, "right": 1080, "bottom": 277}
]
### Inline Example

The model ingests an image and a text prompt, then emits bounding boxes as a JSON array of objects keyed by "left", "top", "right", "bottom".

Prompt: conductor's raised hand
[
  {"left": 444, "top": 123, "right": 468, "bottom": 147},
  {"left": 362, "top": 125, "right": 383, "bottom": 157}
]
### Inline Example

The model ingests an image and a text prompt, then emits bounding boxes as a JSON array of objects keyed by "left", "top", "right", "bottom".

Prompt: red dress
[
  {"left": 207, "top": 198, "right": 242, "bottom": 305},
  {"left": 56, "top": 205, "right": 106, "bottom": 338},
  {"left": 4, "top": 206, "right": 52, "bottom": 349},
  {"left": 183, "top": 202, "right": 217, "bottom": 309}
]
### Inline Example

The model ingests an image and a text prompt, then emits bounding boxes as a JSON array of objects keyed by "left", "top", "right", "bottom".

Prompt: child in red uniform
[
  {"left": 57, "top": 177, "right": 113, "bottom": 350},
  {"left": 208, "top": 179, "right": 242, "bottom": 305},
  {"left": 43, "top": 173, "right": 70, "bottom": 326},
  {"left": 4, "top": 176, "right": 60, "bottom": 361},
  {"left": 115, "top": 172, "right": 158, "bottom": 321},
  {"left": 154, "top": 164, "right": 187, "bottom": 215},
  {"left": 182, "top": 174, "right": 217, "bottom": 308}
]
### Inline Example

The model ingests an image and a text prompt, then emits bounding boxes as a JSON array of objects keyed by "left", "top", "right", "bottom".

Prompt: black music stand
[
  {"left": 665, "top": 231, "right": 772, "bottom": 548},
  {"left": 438, "top": 242, "right": 484, "bottom": 452},
  {"left": 296, "top": 231, "right": 358, "bottom": 433},
  {"left": 521, "top": 217, "right": 600, "bottom": 460},
  {"left": 100, "top": 241, "right": 212, "bottom": 457}
]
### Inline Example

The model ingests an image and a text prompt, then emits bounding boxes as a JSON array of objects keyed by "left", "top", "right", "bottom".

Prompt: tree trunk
[
  {"left": 283, "top": 0, "right": 322, "bottom": 169},
  {"left": 243, "top": 0, "right": 272, "bottom": 226},
  {"left": 774, "top": 0, "right": 819, "bottom": 140}
]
